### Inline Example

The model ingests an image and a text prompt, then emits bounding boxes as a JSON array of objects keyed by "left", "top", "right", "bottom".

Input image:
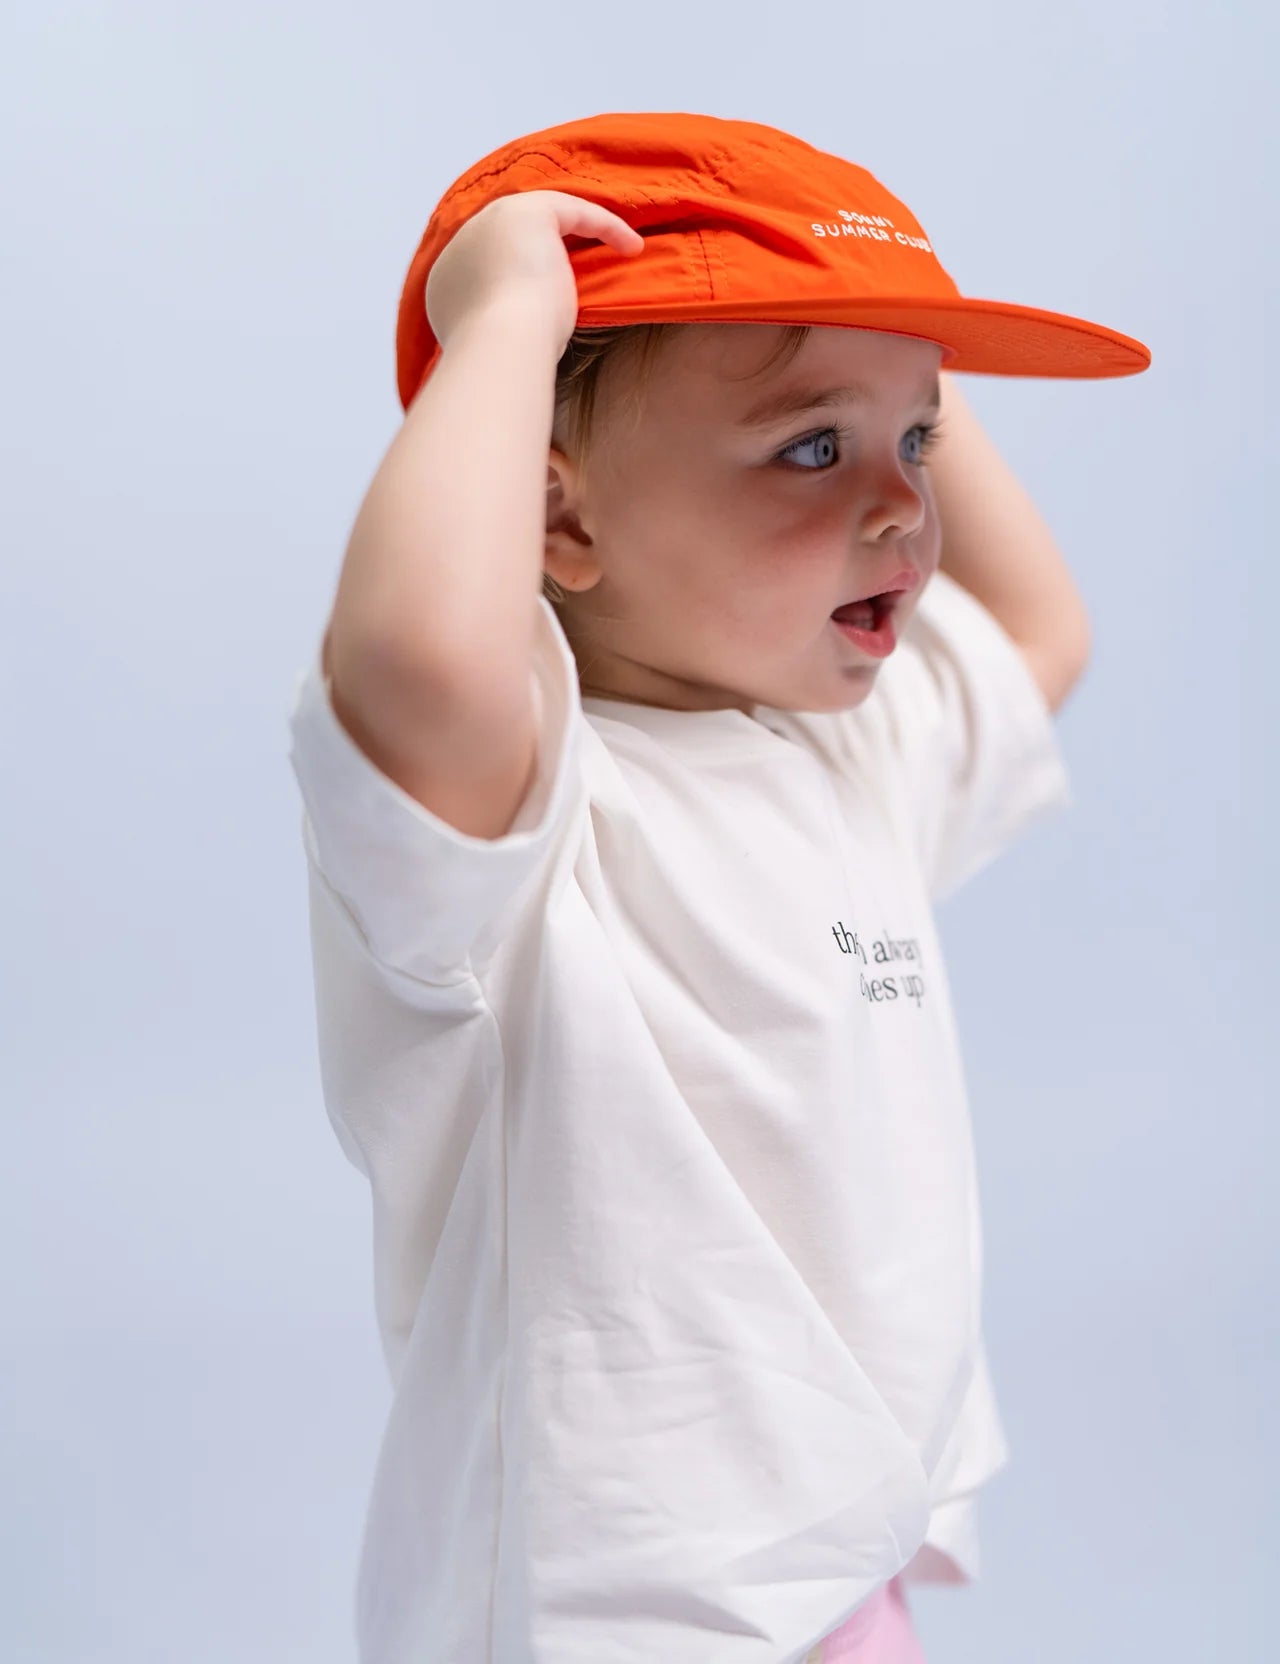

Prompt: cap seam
[
  {"left": 692, "top": 229, "right": 717, "bottom": 303},
  {"left": 456, "top": 138, "right": 743, "bottom": 210},
  {"left": 454, "top": 145, "right": 667, "bottom": 211}
]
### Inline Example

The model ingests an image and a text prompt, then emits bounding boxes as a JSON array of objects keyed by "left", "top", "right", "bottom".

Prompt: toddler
[{"left": 286, "top": 111, "right": 1150, "bottom": 1663}]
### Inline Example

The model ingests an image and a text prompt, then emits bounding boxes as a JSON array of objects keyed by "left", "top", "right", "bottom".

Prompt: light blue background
[{"left": 3, "top": 3, "right": 1273, "bottom": 1659}]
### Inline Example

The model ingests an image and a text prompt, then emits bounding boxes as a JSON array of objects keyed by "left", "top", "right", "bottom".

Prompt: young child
[{"left": 286, "top": 111, "right": 1150, "bottom": 1663}]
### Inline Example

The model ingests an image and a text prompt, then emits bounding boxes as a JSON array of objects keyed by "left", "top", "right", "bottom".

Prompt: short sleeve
[
  {"left": 285, "top": 596, "right": 584, "bottom": 984},
  {"left": 872, "top": 569, "right": 1074, "bottom": 902}
]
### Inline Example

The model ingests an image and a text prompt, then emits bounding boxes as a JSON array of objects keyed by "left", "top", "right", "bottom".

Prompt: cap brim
[{"left": 570, "top": 293, "right": 1151, "bottom": 379}]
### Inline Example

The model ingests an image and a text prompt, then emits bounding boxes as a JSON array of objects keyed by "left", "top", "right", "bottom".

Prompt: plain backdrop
[{"left": 2, "top": 3, "right": 1274, "bottom": 1660}]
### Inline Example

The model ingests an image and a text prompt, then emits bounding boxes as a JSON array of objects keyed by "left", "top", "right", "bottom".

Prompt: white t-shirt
[{"left": 286, "top": 568, "right": 1071, "bottom": 1664}]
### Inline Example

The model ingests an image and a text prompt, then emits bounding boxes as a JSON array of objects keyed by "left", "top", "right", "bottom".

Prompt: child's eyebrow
[{"left": 736, "top": 375, "right": 942, "bottom": 430}]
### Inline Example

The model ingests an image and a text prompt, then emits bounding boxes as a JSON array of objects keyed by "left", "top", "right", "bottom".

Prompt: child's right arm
[{"left": 319, "top": 191, "right": 644, "bottom": 840}]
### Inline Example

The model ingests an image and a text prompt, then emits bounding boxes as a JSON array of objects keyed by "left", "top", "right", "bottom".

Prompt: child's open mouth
[{"left": 831, "top": 591, "right": 899, "bottom": 658}]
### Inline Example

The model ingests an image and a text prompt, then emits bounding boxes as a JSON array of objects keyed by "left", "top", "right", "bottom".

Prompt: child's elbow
[{"left": 1023, "top": 609, "right": 1092, "bottom": 714}]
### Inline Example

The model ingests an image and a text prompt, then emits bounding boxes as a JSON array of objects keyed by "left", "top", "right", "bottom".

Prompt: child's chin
[{"left": 804, "top": 673, "right": 881, "bottom": 715}]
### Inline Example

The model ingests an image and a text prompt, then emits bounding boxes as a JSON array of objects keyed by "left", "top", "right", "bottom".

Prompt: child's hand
[{"left": 425, "top": 189, "right": 646, "bottom": 361}]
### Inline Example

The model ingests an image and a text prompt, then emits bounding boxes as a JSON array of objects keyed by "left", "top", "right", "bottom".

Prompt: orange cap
[{"left": 395, "top": 110, "right": 1151, "bottom": 409}]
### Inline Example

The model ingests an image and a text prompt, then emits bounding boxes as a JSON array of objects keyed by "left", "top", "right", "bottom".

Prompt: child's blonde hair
[{"left": 543, "top": 321, "right": 813, "bottom": 608}]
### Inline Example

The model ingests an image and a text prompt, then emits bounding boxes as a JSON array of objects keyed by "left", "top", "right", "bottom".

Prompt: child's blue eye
[{"left": 774, "top": 420, "right": 944, "bottom": 471}]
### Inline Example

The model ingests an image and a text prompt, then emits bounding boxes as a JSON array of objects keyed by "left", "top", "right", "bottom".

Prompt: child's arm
[
  {"left": 322, "top": 299, "right": 561, "bottom": 840},
  {"left": 928, "top": 372, "right": 1093, "bottom": 714},
  {"left": 320, "top": 191, "right": 642, "bottom": 841}
]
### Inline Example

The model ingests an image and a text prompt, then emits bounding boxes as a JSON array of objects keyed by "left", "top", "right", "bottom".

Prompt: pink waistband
[{"left": 810, "top": 1574, "right": 926, "bottom": 1663}]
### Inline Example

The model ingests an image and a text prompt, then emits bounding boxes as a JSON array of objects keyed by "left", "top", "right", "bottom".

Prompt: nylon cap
[{"left": 395, "top": 110, "right": 1151, "bottom": 408}]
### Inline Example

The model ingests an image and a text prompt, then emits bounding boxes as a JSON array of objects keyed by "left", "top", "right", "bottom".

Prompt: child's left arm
[{"left": 930, "top": 372, "right": 1092, "bottom": 714}]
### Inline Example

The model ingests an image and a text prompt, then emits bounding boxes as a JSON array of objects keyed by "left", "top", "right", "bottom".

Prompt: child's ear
[{"left": 544, "top": 447, "right": 602, "bottom": 594}]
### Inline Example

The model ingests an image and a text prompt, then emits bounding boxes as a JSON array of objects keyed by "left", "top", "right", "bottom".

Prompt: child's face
[{"left": 545, "top": 323, "right": 945, "bottom": 715}]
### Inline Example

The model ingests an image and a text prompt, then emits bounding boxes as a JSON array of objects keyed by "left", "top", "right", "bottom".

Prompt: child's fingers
[{"left": 549, "top": 192, "right": 646, "bottom": 254}]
